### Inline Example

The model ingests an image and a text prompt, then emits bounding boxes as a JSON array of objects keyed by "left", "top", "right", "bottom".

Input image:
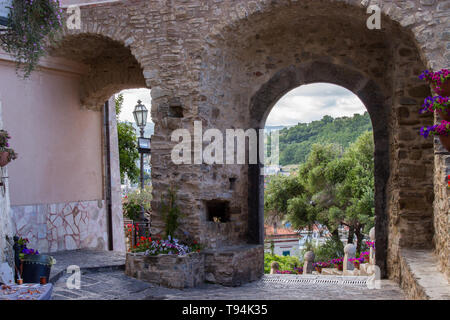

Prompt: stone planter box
[{"left": 125, "top": 252, "right": 204, "bottom": 289}]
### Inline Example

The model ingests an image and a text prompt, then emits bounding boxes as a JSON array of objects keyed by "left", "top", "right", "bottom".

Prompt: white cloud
[
  {"left": 116, "top": 88, "right": 152, "bottom": 123},
  {"left": 265, "top": 83, "right": 366, "bottom": 127}
]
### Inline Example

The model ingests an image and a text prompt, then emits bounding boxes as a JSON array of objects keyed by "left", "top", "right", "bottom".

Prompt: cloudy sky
[
  {"left": 117, "top": 83, "right": 366, "bottom": 126},
  {"left": 265, "top": 83, "right": 366, "bottom": 127},
  {"left": 117, "top": 88, "right": 152, "bottom": 123}
]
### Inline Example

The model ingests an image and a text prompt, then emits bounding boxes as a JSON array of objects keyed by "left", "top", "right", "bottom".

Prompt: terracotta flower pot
[
  {"left": 439, "top": 135, "right": 450, "bottom": 152},
  {"left": 0, "top": 151, "right": 9, "bottom": 167},
  {"left": 437, "top": 109, "right": 450, "bottom": 121},
  {"left": 432, "top": 81, "right": 450, "bottom": 96}
]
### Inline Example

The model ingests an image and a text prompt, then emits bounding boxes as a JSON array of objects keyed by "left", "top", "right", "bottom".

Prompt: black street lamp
[{"left": 133, "top": 100, "right": 151, "bottom": 238}]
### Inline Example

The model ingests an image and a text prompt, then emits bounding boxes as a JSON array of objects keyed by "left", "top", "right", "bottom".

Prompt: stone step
[
  {"left": 45, "top": 249, "right": 126, "bottom": 284},
  {"left": 400, "top": 248, "right": 450, "bottom": 300}
]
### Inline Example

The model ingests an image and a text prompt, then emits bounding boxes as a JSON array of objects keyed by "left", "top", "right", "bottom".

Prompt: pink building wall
[
  {"left": 0, "top": 51, "right": 125, "bottom": 253},
  {"left": 0, "top": 59, "right": 104, "bottom": 206}
]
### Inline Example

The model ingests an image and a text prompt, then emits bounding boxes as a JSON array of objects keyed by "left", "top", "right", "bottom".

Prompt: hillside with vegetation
[{"left": 278, "top": 112, "right": 372, "bottom": 165}]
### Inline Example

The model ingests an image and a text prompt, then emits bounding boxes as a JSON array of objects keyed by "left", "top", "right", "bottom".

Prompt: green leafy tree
[
  {"left": 264, "top": 132, "right": 375, "bottom": 254},
  {"left": 116, "top": 94, "right": 140, "bottom": 184},
  {"left": 333, "top": 131, "right": 375, "bottom": 252}
]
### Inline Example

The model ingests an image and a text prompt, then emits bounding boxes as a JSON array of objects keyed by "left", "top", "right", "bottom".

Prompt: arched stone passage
[
  {"left": 33, "top": 0, "right": 445, "bottom": 292},
  {"left": 199, "top": 0, "right": 435, "bottom": 282},
  {"left": 49, "top": 33, "right": 147, "bottom": 110},
  {"left": 248, "top": 62, "right": 390, "bottom": 276}
]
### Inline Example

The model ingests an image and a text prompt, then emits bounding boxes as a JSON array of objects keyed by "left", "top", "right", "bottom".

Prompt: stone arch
[
  {"left": 48, "top": 33, "right": 147, "bottom": 110},
  {"left": 248, "top": 62, "right": 390, "bottom": 275},
  {"left": 198, "top": 0, "right": 435, "bottom": 282}
]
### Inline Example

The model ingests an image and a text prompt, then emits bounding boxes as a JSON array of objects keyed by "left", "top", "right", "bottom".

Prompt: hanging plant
[
  {"left": 0, "top": 0, "right": 64, "bottom": 78},
  {"left": 419, "top": 95, "right": 450, "bottom": 121},
  {"left": 420, "top": 120, "right": 450, "bottom": 152},
  {"left": 419, "top": 69, "right": 450, "bottom": 96},
  {"left": 420, "top": 120, "right": 450, "bottom": 139},
  {"left": 0, "top": 129, "right": 17, "bottom": 166}
]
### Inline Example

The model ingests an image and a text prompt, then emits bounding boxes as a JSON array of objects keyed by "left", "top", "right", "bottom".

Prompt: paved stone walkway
[
  {"left": 52, "top": 270, "right": 405, "bottom": 300},
  {"left": 49, "top": 249, "right": 126, "bottom": 283}
]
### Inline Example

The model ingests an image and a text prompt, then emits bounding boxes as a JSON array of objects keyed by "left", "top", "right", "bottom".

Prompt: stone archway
[
  {"left": 18, "top": 0, "right": 444, "bottom": 293},
  {"left": 199, "top": 0, "right": 435, "bottom": 283},
  {"left": 248, "top": 62, "right": 390, "bottom": 276},
  {"left": 49, "top": 33, "right": 147, "bottom": 110},
  {"left": 8, "top": 31, "right": 151, "bottom": 253}
]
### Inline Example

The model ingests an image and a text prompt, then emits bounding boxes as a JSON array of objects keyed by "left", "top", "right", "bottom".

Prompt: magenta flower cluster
[
  {"left": 419, "top": 96, "right": 450, "bottom": 114},
  {"left": 17, "top": 237, "right": 40, "bottom": 259},
  {"left": 419, "top": 69, "right": 450, "bottom": 95},
  {"left": 420, "top": 120, "right": 450, "bottom": 138},
  {"left": 366, "top": 241, "right": 375, "bottom": 249},
  {"left": 419, "top": 69, "right": 450, "bottom": 139}
]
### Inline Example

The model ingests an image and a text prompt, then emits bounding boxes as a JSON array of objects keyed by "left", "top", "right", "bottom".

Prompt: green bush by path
[{"left": 264, "top": 254, "right": 302, "bottom": 274}]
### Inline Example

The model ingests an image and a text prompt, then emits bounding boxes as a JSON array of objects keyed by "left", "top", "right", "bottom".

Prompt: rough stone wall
[
  {"left": 53, "top": 0, "right": 448, "bottom": 287},
  {"left": 125, "top": 252, "right": 205, "bottom": 289},
  {"left": 434, "top": 138, "right": 450, "bottom": 282},
  {"left": 386, "top": 30, "right": 435, "bottom": 281},
  {"left": 203, "top": 245, "right": 264, "bottom": 286},
  {"left": 0, "top": 100, "right": 14, "bottom": 282}
]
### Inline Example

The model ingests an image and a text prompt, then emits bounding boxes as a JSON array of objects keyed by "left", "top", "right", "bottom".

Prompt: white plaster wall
[
  {"left": 107, "top": 97, "right": 125, "bottom": 252},
  {"left": 0, "top": 100, "right": 14, "bottom": 282}
]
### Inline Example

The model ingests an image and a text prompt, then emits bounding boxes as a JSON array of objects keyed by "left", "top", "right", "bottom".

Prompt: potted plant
[
  {"left": 0, "top": 0, "right": 64, "bottom": 78},
  {"left": 0, "top": 130, "right": 17, "bottom": 167},
  {"left": 420, "top": 120, "right": 450, "bottom": 152},
  {"left": 420, "top": 96, "right": 450, "bottom": 121},
  {"left": 16, "top": 237, "right": 56, "bottom": 283},
  {"left": 420, "top": 69, "right": 450, "bottom": 96}
]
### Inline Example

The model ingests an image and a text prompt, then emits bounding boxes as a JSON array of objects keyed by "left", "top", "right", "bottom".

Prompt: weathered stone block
[{"left": 125, "top": 252, "right": 204, "bottom": 289}]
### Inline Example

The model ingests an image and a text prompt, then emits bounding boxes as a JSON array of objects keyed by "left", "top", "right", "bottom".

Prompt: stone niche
[
  {"left": 125, "top": 252, "right": 204, "bottom": 289},
  {"left": 205, "top": 199, "right": 230, "bottom": 222}
]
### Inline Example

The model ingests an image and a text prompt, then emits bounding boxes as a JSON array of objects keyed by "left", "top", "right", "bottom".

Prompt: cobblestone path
[{"left": 52, "top": 270, "right": 405, "bottom": 300}]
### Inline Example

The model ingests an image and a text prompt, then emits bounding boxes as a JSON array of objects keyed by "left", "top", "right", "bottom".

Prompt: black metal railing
[{"left": 124, "top": 219, "right": 150, "bottom": 251}]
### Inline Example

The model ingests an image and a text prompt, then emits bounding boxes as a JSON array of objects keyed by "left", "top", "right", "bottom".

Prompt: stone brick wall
[
  {"left": 125, "top": 252, "right": 205, "bottom": 289},
  {"left": 52, "top": 0, "right": 449, "bottom": 290},
  {"left": 433, "top": 138, "right": 450, "bottom": 281},
  {"left": 203, "top": 245, "right": 264, "bottom": 286}
]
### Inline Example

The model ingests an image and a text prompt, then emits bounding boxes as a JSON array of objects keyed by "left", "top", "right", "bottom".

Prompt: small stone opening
[
  {"left": 229, "top": 177, "right": 237, "bottom": 190},
  {"left": 168, "top": 98, "right": 183, "bottom": 118},
  {"left": 206, "top": 200, "right": 230, "bottom": 223},
  {"left": 169, "top": 105, "right": 183, "bottom": 118}
]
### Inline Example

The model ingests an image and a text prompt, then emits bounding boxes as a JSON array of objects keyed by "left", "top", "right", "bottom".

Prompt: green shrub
[
  {"left": 123, "top": 186, "right": 152, "bottom": 221},
  {"left": 264, "top": 254, "right": 301, "bottom": 274},
  {"left": 313, "top": 238, "right": 344, "bottom": 262},
  {"left": 298, "top": 238, "right": 344, "bottom": 263}
]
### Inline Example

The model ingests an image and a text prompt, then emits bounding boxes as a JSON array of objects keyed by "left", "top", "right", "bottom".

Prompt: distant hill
[
  {"left": 265, "top": 125, "right": 287, "bottom": 132},
  {"left": 278, "top": 112, "right": 372, "bottom": 166}
]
